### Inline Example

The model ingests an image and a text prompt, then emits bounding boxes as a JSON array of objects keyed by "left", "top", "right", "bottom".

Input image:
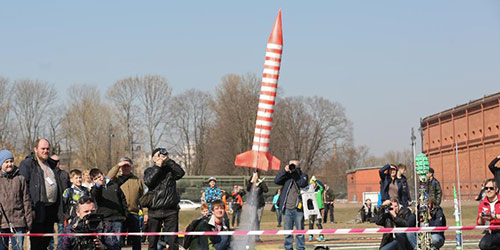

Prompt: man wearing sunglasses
[
  {"left": 143, "top": 148, "right": 185, "bottom": 250},
  {"left": 477, "top": 178, "right": 500, "bottom": 250}
]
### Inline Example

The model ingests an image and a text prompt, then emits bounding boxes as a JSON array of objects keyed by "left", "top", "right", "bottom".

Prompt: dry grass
[{"left": 178, "top": 200, "right": 483, "bottom": 249}]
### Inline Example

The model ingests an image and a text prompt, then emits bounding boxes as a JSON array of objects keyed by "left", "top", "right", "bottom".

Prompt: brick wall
[
  {"left": 347, "top": 168, "right": 380, "bottom": 202},
  {"left": 422, "top": 93, "right": 500, "bottom": 200}
]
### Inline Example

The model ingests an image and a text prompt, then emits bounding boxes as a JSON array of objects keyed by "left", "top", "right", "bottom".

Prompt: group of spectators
[
  {"left": 8, "top": 138, "right": 500, "bottom": 250},
  {"left": 371, "top": 163, "right": 445, "bottom": 250},
  {"left": 0, "top": 138, "right": 186, "bottom": 250},
  {"left": 370, "top": 156, "right": 500, "bottom": 250}
]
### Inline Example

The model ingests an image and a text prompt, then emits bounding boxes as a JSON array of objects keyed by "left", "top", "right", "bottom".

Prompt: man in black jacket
[
  {"left": 426, "top": 168, "right": 442, "bottom": 206},
  {"left": 19, "top": 138, "right": 64, "bottom": 250},
  {"left": 376, "top": 198, "right": 413, "bottom": 250},
  {"left": 90, "top": 168, "right": 128, "bottom": 248},
  {"left": 274, "top": 160, "right": 308, "bottom": 250},
  {"left": 144, "top": 148, "right": 185, "bottom": 250}
]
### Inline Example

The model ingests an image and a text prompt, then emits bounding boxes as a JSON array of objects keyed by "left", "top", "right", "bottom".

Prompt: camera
[
  {"left": 289, "top": 163, "right": 296, "bottom": 171},
  {"left": 481, "top": 210, "right": 491, "bottom": 217},
  {"left": 73, "top": 214, "right": 104, "bottom": 250},
  {"left": 74, "top": 213, "right": 103, "bottom": 233},
  {"left": 159, "top": 148, "right": 168, "bottom": 156},
  {"left": 383, "top": 205, "right": 393, "bottom": 213}
]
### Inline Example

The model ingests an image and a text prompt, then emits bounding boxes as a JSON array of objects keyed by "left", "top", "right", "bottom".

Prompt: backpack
[{"left": 182, "top": 216, "right": 206, "bottom": 249}]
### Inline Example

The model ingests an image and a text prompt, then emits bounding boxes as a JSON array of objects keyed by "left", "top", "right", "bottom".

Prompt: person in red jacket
[{"left": 477, "top": 178, "right": 500, "bottom": 250}]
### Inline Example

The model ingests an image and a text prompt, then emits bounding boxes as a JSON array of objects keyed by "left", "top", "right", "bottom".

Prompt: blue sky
[{"left": 1, "top": 1, "right": 499, "bottom": 156}]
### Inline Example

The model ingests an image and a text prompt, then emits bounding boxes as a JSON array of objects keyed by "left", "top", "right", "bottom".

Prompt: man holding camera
[
  {"left": 477, "top": 178, "right": 500, "bottom": 250},
  {"left": 274, "top": 160, "right": 309, "bottom": 250},
  {"left": 58, "top": 196, "right": 119, "bottom": 250},
  {"left": 375, "top": 198, "right": 412, "bottom": 250},
  {"left": 144, "top": 148, "right": 185, "bottom": 250}
]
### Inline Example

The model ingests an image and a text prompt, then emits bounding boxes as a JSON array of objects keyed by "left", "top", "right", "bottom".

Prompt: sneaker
[
  {"left": 318, "top": 235, "right": 324, "bottom": 242},
  {"left": 308, "top": 235, "right": 314, "bottom": 241},
  {"left": 277, "top": 224, "right": 281, "bottom": 227}
]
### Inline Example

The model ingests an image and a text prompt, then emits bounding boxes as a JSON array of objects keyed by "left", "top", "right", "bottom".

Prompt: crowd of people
[{"left": 2, "top": 138, "right": 500, "bottom": 250}]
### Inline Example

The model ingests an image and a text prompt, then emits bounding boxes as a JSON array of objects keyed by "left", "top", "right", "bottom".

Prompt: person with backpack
[
  {"left": 62, "top": 169, "right": 89, "bottom": 223},
  {"left": 182, "top": 203, "right": 210, "bottom": 249},
  {"left": 186, "top": 200, "right": 231, "bottom": 250}
]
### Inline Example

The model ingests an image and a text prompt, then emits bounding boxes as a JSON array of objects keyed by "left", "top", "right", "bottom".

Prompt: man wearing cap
[
  {"left": 144, "top": 148, "right": 185, "bottom": 250},
  {"left": 107, "top": 157, "right": 146, "bottom": 250},
  {"left": 204, "top": 176, "right": 222, "bottom": 212},
  {"left": 426, "top": 168, "right": 442, "bottom": 206}
]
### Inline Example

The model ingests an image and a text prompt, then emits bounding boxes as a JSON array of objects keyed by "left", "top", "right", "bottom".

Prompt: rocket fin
[{"left": 235, "top": 150, "right": 281, "bottom": 171}]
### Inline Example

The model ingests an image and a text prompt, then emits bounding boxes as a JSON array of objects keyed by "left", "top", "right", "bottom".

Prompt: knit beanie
[{"left": 0, "top": 150, "right": 14, "bottom": 166}]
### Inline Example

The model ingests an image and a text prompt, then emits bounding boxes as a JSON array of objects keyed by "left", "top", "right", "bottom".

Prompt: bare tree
[
  {"left": 12, "top": 79, "right": 57, "bottom": 152},
  {"left": 171, "top": 89, "right": 214, "bottom": 175},
  {"left": 273, "top": 96, "right": 352, "bottom": 173},
  {"left": 64, "top": 84, "right": 113, "bottom": 170},
  {"left": 319, "top": 143, "right": 370, "bottom": 198},
  {"left": 206, "top": 73, "right": 260, "bottom": 175},
  {"left": 0, "top": 77, "right": 11, "bottom": 148},
  {"left": 107, "top": 77, "right": 139, "bottom": 158},
  {"left": 135, "top": 75, "right": 172, "bottom": 153},
  {"left": 46, "top": 105, "right": 64, "bottom": 155}
]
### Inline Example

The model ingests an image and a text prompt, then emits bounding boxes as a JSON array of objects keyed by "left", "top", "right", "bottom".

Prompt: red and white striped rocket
[{"left": 235, "top": 10, "right": 283, "bottom": 171}]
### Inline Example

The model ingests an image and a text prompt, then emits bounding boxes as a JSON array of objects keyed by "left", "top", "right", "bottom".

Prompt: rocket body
[{"left": 235, "top": 10, "right": 283, "bottom": 171}]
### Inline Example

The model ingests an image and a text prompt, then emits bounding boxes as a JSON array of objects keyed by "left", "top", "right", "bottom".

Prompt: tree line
[{"left": 0, "top": 74, "right": 412, "bottom": 197}]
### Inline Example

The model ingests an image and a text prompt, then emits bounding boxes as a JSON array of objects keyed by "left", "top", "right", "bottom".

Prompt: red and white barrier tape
[{"left": 0, "top": 225, "right": 498, "bottom": 237}]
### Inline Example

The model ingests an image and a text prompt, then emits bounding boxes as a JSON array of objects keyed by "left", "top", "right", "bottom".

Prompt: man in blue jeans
[{"left": 274, "top": 160, "right": 309, "bottom": 250}]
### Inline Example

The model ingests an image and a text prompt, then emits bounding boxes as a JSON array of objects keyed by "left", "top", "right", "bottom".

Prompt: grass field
[{"left": 177, "top": 200, "right": 483, "bottom": 249}]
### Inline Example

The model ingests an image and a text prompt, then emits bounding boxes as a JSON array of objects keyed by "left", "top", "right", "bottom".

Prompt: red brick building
[
  {"left": 421, "top": 92, "right": 500, "bottom": 200},
  {"left": 346, "top": 166, "right": 382, "bottom": 202}
]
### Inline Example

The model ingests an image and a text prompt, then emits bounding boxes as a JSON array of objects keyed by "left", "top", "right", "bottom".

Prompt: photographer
[
  {"left": 375, "top": 198, "right": 412, "bottom": 250},
  {"left": 58, "top": 196, "right": 119, "bottom": 250},
  {"left": 274, "top": 160, "right": 308, "bottom": 250},
  {"left": 477, "top": 178, "right": 500, "bottom": 250},
  {"left": 143, "top": 148, "right": 185, "bottom": 250}
]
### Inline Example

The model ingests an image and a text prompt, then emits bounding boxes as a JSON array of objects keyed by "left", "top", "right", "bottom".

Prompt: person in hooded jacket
[
  {"left": 144, "top": 148, "right": 185, "bottom": 250},
  {"left": 0, "top": 150, "right": 32, "bottom": 250},
  {"left": 19, "top": 139, "right": 64, "bottom": 250},
  {"left": 274, "top": 160, "right": 309, "bottom": 250}
]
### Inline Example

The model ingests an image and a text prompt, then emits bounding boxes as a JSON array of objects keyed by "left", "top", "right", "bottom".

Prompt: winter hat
[{"left": 0, "top": 150, "right": 14, "bottom": 166}]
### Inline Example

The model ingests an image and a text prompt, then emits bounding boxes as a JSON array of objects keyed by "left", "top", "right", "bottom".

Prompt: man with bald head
[{"left": 19, "top": 138, "right": 64, "bottom": 250}]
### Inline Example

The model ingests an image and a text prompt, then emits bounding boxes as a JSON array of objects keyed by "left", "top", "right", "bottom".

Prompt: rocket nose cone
[{"left": 268, "top": 9, "right": 283, "bottom": 45}]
